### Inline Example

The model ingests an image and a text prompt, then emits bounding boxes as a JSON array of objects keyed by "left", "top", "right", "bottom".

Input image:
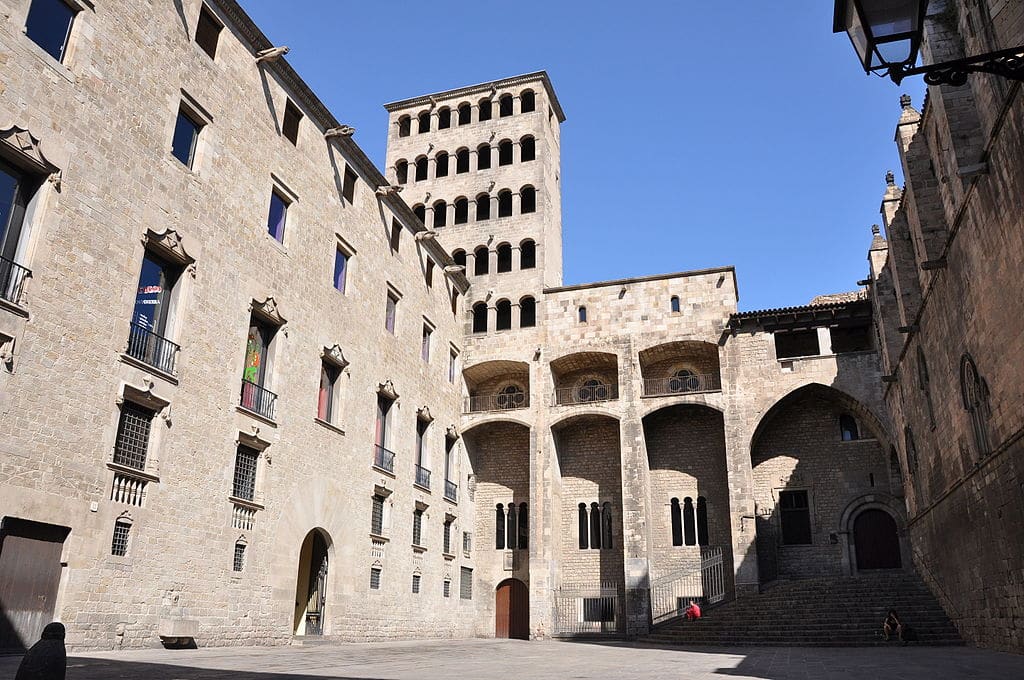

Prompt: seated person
[
  {"left": 684, "top": 600, "right": 702, "bottom": 621},
  {"left": 883, "top": 610, "right": 903, "bottom": 642}
]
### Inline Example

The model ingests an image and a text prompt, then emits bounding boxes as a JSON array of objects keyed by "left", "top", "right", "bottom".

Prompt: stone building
[{"left": 0, "top": 0, "right": 993, "bottom": 655}]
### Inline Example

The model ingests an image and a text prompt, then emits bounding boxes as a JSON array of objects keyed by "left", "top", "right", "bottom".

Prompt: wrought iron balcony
[
  {"left": 0, "top": 256, "right": 31, "bottom": 306},
  {"left": 239, "top": 379, "right": 277, "bottom": 420},
  {"left": 444, "top": 480, "right": 458, "bottom": 502},
  {"left": 464, "top": 391, "right": 530, "bottom": 413},
  {"left": 374, "top": 444, "right": 396, "bottom": 473},
  {"left": 126, "top": 322, "right": 180, "bottom": 374},
  {"left": 643, "top": 373, "right": 721, "bottom": 397},
  {"left": 553, "top": 382, "right": 618, "bottom": 406},
  {"left": 415, "top": 464, "right": 431, "bottom": 489}
]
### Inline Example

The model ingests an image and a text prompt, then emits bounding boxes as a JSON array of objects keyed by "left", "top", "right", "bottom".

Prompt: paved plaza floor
[{"left": 2, "top": 638, "right": 1023, "bottom": 679}]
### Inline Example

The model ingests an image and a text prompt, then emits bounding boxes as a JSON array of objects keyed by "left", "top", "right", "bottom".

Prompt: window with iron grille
[
  {"left": 443, "top": 580, "right": 451, "bottom": 598},
  {"left": 371, "top": 494, "right": 385, "bottom": 535},
  {"left": 460, "top": 566, "right": 473, "bottom": 599},
  {"left": 412, "top": 509, "right": 423, "bottom": 546},
  {"left": 370, "top": 567, "right": 382, "bottom": 590},
  {"left": 232, "top": 445, "right": 259, "bottom": 501},
  {"left": 232, "top": 542, "right": 246, "bottom": 572},
  {"left": 412, "top": 573, "right": 421, "bottom": 594},
  {"left": 111, "top": 520, "right": 131, "bottom": 556},
  {"left": 113, "top": 402, "right": 154, "bottom": 470},
  {"left": 443, "top": 519, "right": 452, "bottom": 554}
]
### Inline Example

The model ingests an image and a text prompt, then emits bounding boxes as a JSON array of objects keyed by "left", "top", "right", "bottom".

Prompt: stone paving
[{"left": 2, "top": 638, "right": 1023, "bottom": 679}]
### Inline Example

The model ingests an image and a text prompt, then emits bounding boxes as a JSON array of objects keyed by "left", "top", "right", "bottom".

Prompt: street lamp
[{"left": 833, "top": 0, "right": 1024, "bottom": 85}]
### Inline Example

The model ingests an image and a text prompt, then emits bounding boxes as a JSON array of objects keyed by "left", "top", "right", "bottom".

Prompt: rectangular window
[
  {"left": 342, "top": 165, "right": 357, "bottom": 204},
  {"left": 370, "top": 567, "right": 382, "bottom": 590},
  {"left": 443, "top": 580, "right": 451, "bottom": 598},
  {"left": 317, "top": 362, "right": 340, "bottom": 423},
  {"left": 267, "top": 190, "right": 289, "bottom": 243},
  {"left": 448, "top": 350, "right": 458, "bottom": 384},
  {"left": 385, "top": 291, "right": 398, "bottom": 334},
  {"left": 774, "top": 330, "right": 819, "bottom": 359},
  {"left": 460, "top": 566, "right": 473, "bottom": 599},
  {"left": 333, "top": 248, "right": 348, "bottom": 293},
  {"left": 241, "top": 317, "right": 277, "bottom": 415},
  {"left": 830, "top": 325, "right": 873, "bottom": 353},
  {"left": 131, "top": 252, "right": 180, "bottom": 339},
  {"left": 412, "top": 509, "right": 423, "bottom": 546},
  {"left": 425, "top": 259, "right": 434, "bottom": 288},
  {"left": 171, "top": 107, "right": 202, "bottom": 169},
  {"left": 582, "top": 598, "right": 615, "bottom": 622},
  {"left": 25, "top": 0, "right": 76, "bottom": 62},
  {"left": 375, "top": 395, "right": 392, "bottom": 449},
  {"left": 412, "top": 574, "right": 421, "bottom": 594},
  {"left": 443, "top": 519, "right": 452, "bottom": 554},
  {"left": 110, "top": 520, "right": 130, "bottom": 557},
  {"left": 371, "top": 494, "right": 385, "bottom": 536},
  {"left": 389, "top": 220, "right": 401, "bottom": 253},
  {"left": 232, "top": 543, "right": 246, "bottom": 572},
  {"left": 194, "top": 5, "right": 222, "bottom": 59},
  {"left": 113, "top": 402, "right": 154, "bottom": 471},
  {"left": 232, "top": 445, "right": 259, "bottom": 501},
  {"left": 421, "top": 324, "right": 432, "bottom": 362},
  {"left": 463, "top": 531, "right": 472, "bottom": 555},
  {"left": 779, "top": 490, "right": 812, "bottom": 545},
  {"left": 1, "top": 156, "right": 37, "bottom": 307},
  {"left": 282, "top": 99, "right": 302, "bottom": 145}
]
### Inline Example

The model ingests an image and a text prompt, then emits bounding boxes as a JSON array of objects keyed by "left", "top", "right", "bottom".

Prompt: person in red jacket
[{"left": 684, "top": 600, "right": 702, "bottom": 621}]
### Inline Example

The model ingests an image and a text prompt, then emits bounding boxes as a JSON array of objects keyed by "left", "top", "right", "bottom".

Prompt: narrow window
[
  {"left": 454, "top": 198, "right": 469, "bottom": 224},
  {"left": 195, "top": 5, "right": 222, "bottom": 60},
  {"left": 497, "top": 190, "right": 512, "bottom": 217},
  {"left": 443, "top": 579, "right": 452, "bottom": 597},
  {"left": 435, "top": 152, "right": 449, "bottom": 178},
  {"left": 266, "top": 190, "right": 289, "bottom": 242},
  {"left": 242, "top": 316, "right": 275, "bottom": 391},
  {"left": 415, "top": 157, "right": 428, "bottom": 181},
  {"left": 520, "top": 186, "right": 536, "bottom": 214},
  {"left": 578, "top": 306, "right": 587, "bottom": 323},
  {"left": 578, "top": 504, "right": 589, "bottom": 549},
  {"left": 398, "top": 115, "right": 411, "bottom": 137},
  {"left": 333, "top": 248, "right": 348, "bottom": 293},
  {"left": 457, "top": 103, "right": 471, "bottom": 125},
  {"left": 448, "top": 349, "right": 458, "bottom": 383},
  {"left": 0, "top": 161, "right": 39, "bottom": 303},
  {"left": 495, "top": 504, "right": 505, "bottom": 549},
  {"left": 317, "top": 361, "right": 340, "bottom": 422},
  {"left": 389, "top": 219, "right": 402, "bottom": 252},
  {"left": 460, "top": 567, "right": 473, "bottom": 599},
  {"left": 474, "top": 246, "right": 489, "bottom": 275},
  {"left": 670, "top": 296, "right": 680, "bottom": 313},
  {"left": 370, "top": 567, "right": 382, "bottom": 589},
  {"left": 444, "top": 519, "right": 453, "bottom": 554},
  {"left": 696, "top": 497, "right": 709, "bottom": 546},
  {"left": 385, "top": 291, "right": 398, "bottom": 334},
  {"left": 839, "top": 414, "right": 860, "bottom": 441},
  {"left": 282, "top": 99, "right": 302, "bottom": 145},
  {"left": 517, "top": 503, "right": 528, "bottom": 549},
  {"left": 520, "top": 240, "right": 536, "bottom": 269},
  {"left": 232, "top": 445, "right": 259, "bottom": 501},
  {"left": 779, "top": 490, "right": 812, "bottom": 545},
  {"left": 452, "top": 249, "right": 467, "bottom": 269},
  {"left": 495, "top": 300, "right": 511, "bottom": 330},
  {"left": 589, "top": 503, "right": 602, "bottom": 549},
  {"left": 421, "top": 323, "right": 432, "bottom": 362},
  {"left": 520, "top": 136, "right": 536, "bottom": 162},
  {"left": 412, "top": 509, "right": 423, "bottom": 546},
  {"left": 477, "top": 144, "right": 491, "bottom": 170},
  {"left": 412, "top": 573, "right": 421, "bottom": 594},
  {"left": 497, "top": 243, "right": 513, "bottom": 272},
  {"left": 918, "top": 347, "right": 936, "bottom": 429},
  {"left": 110, "top": 520, "right": 131, "bottom": 557},
  {"left": 417, "top": 111, "right": 431, "bottom": 133},
  {"left": 519, "top": 297, "right": 536, "bottom": 328},
  {"left": 25, "top": 0, "right": 77, "bottom": 62},
  {"left": 478, "top": 99, "right": 492, "bottom": 122},
  {"left": 232, "top": 542, "right": 246, "bottom": 572},
  {"left": 456, "top": 148, "right": 470, "bottom": 174},
  {"left": 670, "top": 498, "right": 683, "bottom": 547},
  {"left": 451, "top": 289, "right": 459, "bottom": 316},
  {"left": 425, "top": 259, "right": 434, "bottom": 287},
  {"left": 113, "top": 402, "right": 154, "bottom": 471},
  {"left": 499, "top": 94, "right": 513, "bottom": 117},
  {"left": 371, "top": 493, "right": 385, "bottom": 535},
  {"left": 171, "top": 106, "right": 203, "bottom": 169},
  {"left": 395, "top": 159, "right": 409, "bottom": 184},
  {"left": 601, "top": 502, "right": 613, "bottom": 549},
  {"left": 375, "top": 395, "right": 394, "bottom": 467},
  {"left": 683, "top": 497, "right": 696, "bottom": 546},
  {"left": 520, "top": 90, "right": 536, "bottom": 113},
  {"left": 342, "top": 165, "right": 358, "bottom": 204},
  {"left": 433, "top": 201, "right": 447, "bottom": 228},
  {"left": 475, "top": 194, "right": 491, "bottom": 221},
  {"left": 438, "top": 107, "right": 451, "bottom": 129},
  {"left": 498, "top": 141, "right": 513, "bottom": 166},
  {"left": 128, "top": 251, "right": 181, "bottom": 373},
  {"left": 961, "top": 354, "right": 992, "bottom": 457},
  {"left": 472, "top": 303, "right": 487, "bottom": 333}
]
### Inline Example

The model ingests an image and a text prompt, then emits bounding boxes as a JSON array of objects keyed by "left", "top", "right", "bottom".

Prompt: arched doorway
[
  {"left": 495, "top": 578, "right": 529, "bottom": 640},
  {"left": 293, "top": 529, "right": 331, "bottom": 636},
  {"left": 853, "top": 509, "right": 901, "bottom": 570}
]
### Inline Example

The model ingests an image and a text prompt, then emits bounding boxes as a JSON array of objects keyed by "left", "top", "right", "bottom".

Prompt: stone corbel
[
  {"left": 324, "top": 126, "right": 355, "bottom": 138},
  {"left": 255, "top": 46, "right": 289, "bottom": 63},
  {"left": 377, "top": 379, "right": 399, "bottom": 401}
]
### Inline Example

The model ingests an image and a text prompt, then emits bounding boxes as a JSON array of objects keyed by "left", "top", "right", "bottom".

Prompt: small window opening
[
  {"left": 433, "top": 201, "right": 447, "bottom": 228},
  {"left": 458, "top": 103, "right": 471, "bottom": 125},
  {"left": 496, "top": 243, "right": 512, "bottom": 272},
  {"left": 342, "top": 165, "right": 358, "bottom": 204},
  {"left": 398, "top": 115, "right": 411, "bottom": 137},
  {"left": 578, "top": 306, "right": 587, "bottom": 323},
  {"left": 26, "top": 0, "right": 77, "bottom": 63},
  {"left": 520, "top": 90, "right": 536, "bottom": 113},
  {"left": 520, "top": 186, "right": 536, "bottom": 214},
  {"left": 417, "top": 111, "right": 431, "bottom": 133},
  {"left": 498, "top": 141, "right": 513, "bottom": 166},
  {"left": 472, "top": 303, "right": 488, "bottom": 333},
  {"left": 282, "top": 99, "right": 302, "bottom": 145},
  {"left": 111, "top": 520, "right": 131, "bottom": 556},
  {"left": 774, "top": 330, "right": 820, "bottom": 359},
  {"left": 499, "top": 94, "right": 514, "bottom": 117},
  {"left": 520, "top": 240, "right": 536, "bottom": 269},
  {"left": 195, "top": 5, "right": 223, "bottom": 60},
  {"left": 519, "top": 297, "right": 536, "bottom": 328},
  {"left": 478, "top": 99, "right": 492, "bottom": 122},
  {"left": 670, "top": 296, "right": 680, "bottom": 313},
  {"left": 496, "top": 300, "right": 512, "bottom": 331},
  {"left": 454, "top": 198, "right": 468, "bottom": 225},
  {"left": 497, "top": 190, "right": 512, "bottom": 217},
  {"left": 456, "top": 148, "right": 470, "bottom": 173},
  {"left": 438, "top": 107, "right": 451, "bottom": 129},
  {"left": 477, "top": 144, "right": 491, "bottom": 170},
  {"left": 520, "top": 136, "right": 536, "bottom": 162},
  {"left": 267, "top": 190, "right": 289, "bottom": 242},
  {"left": 395, "top": 159, "right": 409, "bottom": 184},
  {"left": 435, "top": 152, "right": 449, "bottom": 178},
  {"left": 839, "top": 414, "right": 860, "bottom": 441},
  {"left": 171, "top": 106, "right": 203, "bottom": 169},
  {"left": 476, "top": 193, "right": 491, "bottom": 220},
  {"left": 474, "top": 246, "right": 489, "bottom": 275},
  {"left": 415, "top": 157, "right": 428, "bottom": 181}
]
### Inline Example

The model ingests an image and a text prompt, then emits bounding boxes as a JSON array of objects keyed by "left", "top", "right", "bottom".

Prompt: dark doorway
[
  {"left": 853, "top": 509, "right": 901, "bottom": 570},
  {"left": 294, "top": 530, "right": 330, "bottom": 636},
  {"left": 0, "top": 517, "right": 70, "bottom": 651},
  {"left": 495, "top": 578, "right": 529, "bottom": 640}
]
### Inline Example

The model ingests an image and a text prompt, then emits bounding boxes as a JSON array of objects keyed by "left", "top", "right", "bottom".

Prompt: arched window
[
  {"left": 454, "top": 198, "right": 469, "bottom": 225},
  {"left": 412, "top": 204, "right": 426, "bottom": 223},
  {"left": 497, "top": 384, "right": 525, "bottom": 409},
  {"left": 682, "top": 497, "right": 696, "bottom": 546},
  {"left": 455, "top": 148, "right": 470, "bottom": 174},
  {"left": 960, "top": 353, "right": 991, "bottom": 457},
  {"left": 475, "top": 193, "right": 491, "bottom": 221},
  {"left": 520, "top": 135, "right": 536, "bottom": 162},
  {"left": 839, "top": 414, "right": 859, "bottom": 441},
  {"left": 670, "top": 295, "right": 680, "bottom": 313},
  {"left": 589, "top": 503, "right": 602, "bottom": 549},
  {"left": 478, "top": 98, "right": 492, "bottom": 121},
  {"left": 417, "top": 111, "right": 430, "bottom": 133},
  {"left": 578, "top": 306, "right": 587, "bottom": 323},
  {"left": 520, "top": 240, "right": 536, "bottom": 269},
  {"left": 917, "top": 347, "right": 936, "bottom": 429},
  {"left": 458, "top": 103, "right": 471, "bottom": 125},
  {"left": 521, "top": 89, "right": 536, "bottom": 113},
  {"left": 472, "top": 303, "right": 487, "bottom": 333},
  {"left": 498, "top": 190, "right": 513, "bottom": 217},
  {"left": 696, "top": 497, "right": 709, "bottom": 546},
  {"left": 438, "top": 107, "right": 451, "bottom": 129},
  {"left": 578, "top": 503, "right": 589, "bottom": 549},
  {"left": 506, "top": 503, "right": 516, "bottom": 549},
  {"left": 495, "top": 504, "right": 505, "bottom": 549},
  {"left": 519, "top": 296, "right": 536, "bottom": 328},
  {"left": 398, "top": 115, "right": 411, "bottom": 137},
  {"left": 517, "top": 503, "right": 528, "bottom": 549},
  {"left": 474, "top": 246, "right": 489, "bottom": 275},
  {"left": 415, "top": 156, "right": 428, "bottom": 181},
  {"left": 499, "top": 94, "right": 513, "bottom": 117},
  {"left": 435, "top": 151, "right": 449, "bottom": 178},
  {"left": 670, "top": 498, "right": 683, "bottom": 546},
  {"left": 669, "top": 369, "right": 697, "bottom": 393},
  {"left": 432, "top": 201, "right": 447, "bottom": 228},
  {"left": 520, "top": 186, "right": 536, "bottom": 214},
  {"left": 601, "top": 502, "right": 613, "bottom": 549},
  {"left": 452, "top": 249, "right": 467, "bottom": 269},
  {"left": 496, "top": 243, "right": 513, "bottom": 272},
  {"left": 477, "top": 144, "right": 491, "bottom": 170},
  {"left": 395, "top": 159, "right": 408, "bottom": 185},
  {"left": 498, "top": 140, "right": 513, "bottom": 166},
  {"left": 496, "top": 299, "right": 512, "bottom": 330}
]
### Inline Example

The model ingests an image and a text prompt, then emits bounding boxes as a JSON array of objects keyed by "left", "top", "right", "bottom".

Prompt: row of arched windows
[
  {"left": 472, "top": 297, "right": 537, "bottom": 333},
  {"left": 395, "top": 136, "right": 536, "bottom": 183},
  {"left": 454, "top": 240, "right": 536, "bottom": 276},
  {"left": 670, "top": 497, "right": 709, "bottom": 547},
  {"left": 397, "top": 89, "right": 537, "bottom": 137},
  {"left": 411, "top": 187, "right": 536, "bottom": 229},
  {"left": 495, "top": 502, "right": 528, "bottom": 550},
  {"left": 578, "top": 502, "right": 613, "bottom": 550}
]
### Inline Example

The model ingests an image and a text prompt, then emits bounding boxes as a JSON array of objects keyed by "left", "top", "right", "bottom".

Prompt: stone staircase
[{"left": 642, "top": 572, "right": 963, "bottom": 647}]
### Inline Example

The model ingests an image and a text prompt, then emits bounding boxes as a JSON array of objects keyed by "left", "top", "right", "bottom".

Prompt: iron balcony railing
[
  {"left": 643, "top": 373, "right": 722, "bottom": 397},
  {"left": 649, "top": 546, "right": 726, "bottom": 625},
  {"left": 414, "top": 464, "right": 431, "bottom": 489},
  {"left": 444, "top": 480, "right": 458, "bottom": 502},
  {"left": 126, "top": 322, "right": 180, "bottom": 374},
  {"left": 374, "top": 444, "right": 396, "bottom": 473},
  {"left": 239, "top": 379, "right": 277, "bottom": 420},
  {"left": 464, "top": 391, "right": 530, "bottom": 413},
  {"left": 0, "top": 255, "right": 31, "bottom": 306},
  {"left": 553, "top": 382, "right": 618, "bottom": 406}
]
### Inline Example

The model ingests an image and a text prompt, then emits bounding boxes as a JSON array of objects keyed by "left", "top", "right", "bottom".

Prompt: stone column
[
  {"left": 490, "top": 145, "right": 499, "bottom": 169},
  {"left": 446, "top": 202, "right": 456, "bottom": 227}
]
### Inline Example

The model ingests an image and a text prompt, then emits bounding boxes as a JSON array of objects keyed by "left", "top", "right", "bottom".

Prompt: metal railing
[
  {"left": 643, "top": 373, "right": 721, "bottom": 397},
  {"left": 465, "top": 392, "right": 530, "bottom": 413},
  {"left": 239, "top": 379, "right": 277, "bottom": 420},
  {"left": 126, "top": 322, "right": 180, "bottom": 374},
  {"left": 553, "top": 582, "right": 623, "bottom": 636},
  {"left": 444, "top": 480, "right": 458, "bottom": 502},
  {"left": 414, "top": 464, "right": 431, "bottom": 489},
  {"left": 0, "top": 255, "right": 30, "bottom": 305},
  {"left": 553, "top": 382, "right": 618, "bottom": 406},
  {"left": 374, "top": 444, "right": 396, "bottom": 473},
  {"left": 649, "top": 546, "right": 726, "bottom": 625}
]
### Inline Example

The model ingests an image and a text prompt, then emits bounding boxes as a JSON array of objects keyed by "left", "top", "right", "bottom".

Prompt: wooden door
[
  {"left": 854, "top": 509, "right": 902, "bottom": 570},
  {"left": 495, "top": 581, "right": 511, "bottom": 638},
  {"left": 495, "top": 579, "right": 529, "bottom": 640},
  {"left": 0, "top": 518, "right": 70, "bottom": 651}
]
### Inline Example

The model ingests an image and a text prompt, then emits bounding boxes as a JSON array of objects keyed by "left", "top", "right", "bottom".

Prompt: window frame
[
  {"left": 231, "top": 444, "right": 260, "bottom": 502},
  {"left": 384, "top": 288, "right": 399, "bottom": 334},
  {"left": 266, "top": 189, "right": 290, "bottom": 243},
  {"left": 778, "top": 489, "right": 813, "bottom": 545},
  {"left": 170, "top": 106, "right": 203, "bottom": 169},
  {"left": 194, "top": 4, "right": 222, "bottom": 60},
  {"left": 24, "top": 0, "right": 78, "bottom": 64}
]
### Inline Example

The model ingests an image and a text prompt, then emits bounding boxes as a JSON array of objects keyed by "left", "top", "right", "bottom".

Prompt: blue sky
[{"left": 239, "top": 1, "right": 925, "bottom": 312}]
